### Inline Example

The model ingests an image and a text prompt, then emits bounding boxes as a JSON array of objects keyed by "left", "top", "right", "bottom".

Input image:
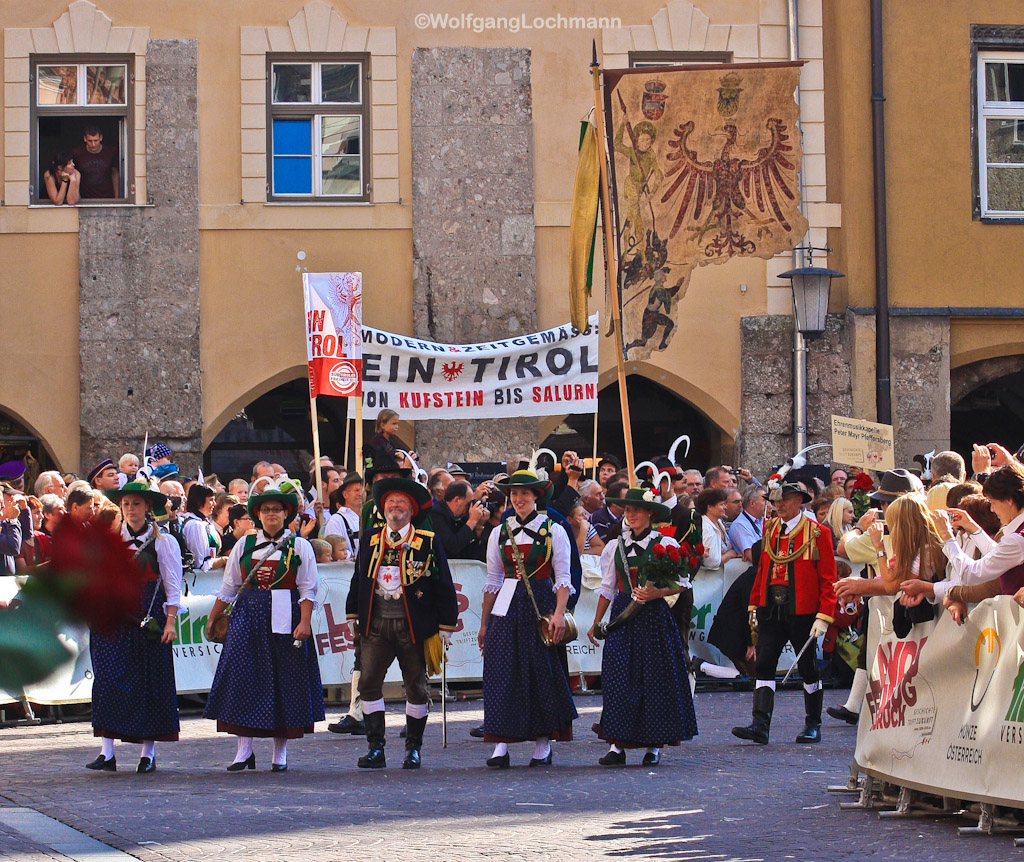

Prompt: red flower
[
  {"left": 45, "top": 520, "right": 141, "bottom": 634},
  {"left": 854, "top": 472, "right": 874, "bottom": 491},
  {"left": 652, "top": 543, "right": 666, "bottom": 558},
  {"left": 688, "top": 554, "right": 699, "bottom": 570},
  {"left": 667, "top": 546, "right": 681, "bottom": 563},
  {"left": 695, "top": 542, "right": 706, "bottom": 556},
  {"left": 679, "top": 541, "right": 691, "bottom": 555}
]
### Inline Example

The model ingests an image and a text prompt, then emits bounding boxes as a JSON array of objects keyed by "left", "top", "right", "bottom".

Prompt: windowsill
[
  {"left": 27, "top": 202, "right": 153, "bottom": 209},
  {"left": 262, "top": 200, "right": 375, "bottom": 206},
  {"left": 979, "top": 215, "right": 1024, "bottom": 224}
]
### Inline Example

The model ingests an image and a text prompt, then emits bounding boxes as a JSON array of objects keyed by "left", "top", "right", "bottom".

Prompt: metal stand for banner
[
  {"left": 958, "top": 803, "right": 1024, "bottom": 836},
  {"left": 827, "top": 760, "right": 863, "bottom": 793},
  {"left": 838, "top": 774, "right": 898, "bottom": 811},
  {"left": 877, "top": 787, "right": 966, "bottom": 820},
  {"left": 577, "top": 671, "right": 593, "bottom": 695}
]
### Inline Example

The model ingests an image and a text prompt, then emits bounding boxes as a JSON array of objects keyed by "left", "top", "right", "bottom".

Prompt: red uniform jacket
[{"left": 749, "top": 515, "right": 837, "bottom": 621}]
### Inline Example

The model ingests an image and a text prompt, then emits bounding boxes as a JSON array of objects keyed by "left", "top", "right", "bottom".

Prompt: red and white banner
[{"left": 303, "top": 272, "right": 362, "bottom": 397}]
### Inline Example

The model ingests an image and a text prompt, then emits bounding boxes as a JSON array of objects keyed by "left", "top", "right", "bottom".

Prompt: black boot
[
  {"left": 357, "top": 711, "right": 386, "bottom": 768},
  {"left": 731, "top": 686, "right": 774, "bottom": 745},
  {"left": 796, "top": 689, "right": 823, "bottom": 744},
  {"left": 403, "top": 715, "right": 427, "bottom": 769}
]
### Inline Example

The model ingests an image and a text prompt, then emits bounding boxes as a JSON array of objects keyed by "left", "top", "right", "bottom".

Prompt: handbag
[{"left": 506, "top": 525, "right": 577, "bottom": 646}]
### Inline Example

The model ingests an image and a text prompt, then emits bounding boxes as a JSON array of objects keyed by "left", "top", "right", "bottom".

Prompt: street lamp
[{"left": 779, "top": 246, "right": 845, "bottom": 339}]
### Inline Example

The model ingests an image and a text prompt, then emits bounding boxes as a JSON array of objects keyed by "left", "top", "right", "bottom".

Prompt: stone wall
[
  {"left": 737, "top": 314, "right": 853, "bottom": 478},
  {"left": 79, "top": 40, "right": 201, "bottom": 475},
  {"left": 409, "top": 47, "right": 539, "bottom": 465},
  {"left": 890, "top": 315, "right": 950, "bottom": 467}
]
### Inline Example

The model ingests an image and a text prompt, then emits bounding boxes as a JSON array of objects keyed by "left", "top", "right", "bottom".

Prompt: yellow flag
[{"left": 569, "top": 117, "right": 600, "bottom": 334}]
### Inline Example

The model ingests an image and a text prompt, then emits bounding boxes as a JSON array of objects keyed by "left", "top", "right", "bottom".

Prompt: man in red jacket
[{"left": 732, "top": 482, "right": 837, "bottom": 745}]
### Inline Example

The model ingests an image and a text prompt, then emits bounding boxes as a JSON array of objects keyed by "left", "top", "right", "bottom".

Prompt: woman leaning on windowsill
[{"left": 43, "top": 151, "right": 81, "bottom": 206}]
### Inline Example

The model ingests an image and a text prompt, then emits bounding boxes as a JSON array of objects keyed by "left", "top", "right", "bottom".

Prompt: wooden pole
[
  {"left": 309, "top": 392, "right": 323, "bottom": 534},
  {"left": 591, "top": 43, "right": 636, "bottom": 486},
  {"left": 354, "top": 394, "right": 364, "bottom": 478},
  {"left": 591, "top": 411, "right": 599, "bottom": 480},
  {"left": 343, "top": 410, "right": 352, "bottom": 471}
]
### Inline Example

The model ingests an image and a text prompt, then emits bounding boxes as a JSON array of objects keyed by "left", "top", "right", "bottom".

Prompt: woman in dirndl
[
  {"left": 204, "top": 481, "right": 324, "bottom": 771},
  {"left": 478, "top": 470, "right": 577, "bottom": 768},
  {"left": 88, "top": 481, "right": 183, "bottom": 773},
  {"left": 588, "top": 488, "right": 698, "bottom": 766}
]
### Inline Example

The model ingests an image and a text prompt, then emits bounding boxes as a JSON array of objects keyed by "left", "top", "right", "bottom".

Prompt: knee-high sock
[
  {"left": 532, "top": 737, "right": 550, "bottom": 760},
  {"left": 100, "top": 737, "right": 114, "bottom": 759},
  {"left": 141, "top": 740, "right": 155, "bottom": 759},
  {"left": 491, "top": 742, "right": 508, "bottom": 758},
  {"left": 699, "top": 661, "right": 741, "bottom": 679},
  {"left": 234, "top": 735, "right": 253, "bottom": 763},
  {"left": 844, "top": 668, "right": 868, "bottom": 712},
  {"left": 272, "top": 737, "right": 287, "bottom": 767}
]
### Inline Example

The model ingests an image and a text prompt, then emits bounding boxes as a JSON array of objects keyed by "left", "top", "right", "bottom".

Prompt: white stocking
[
  {"left": 491, "top": 742, "right": 508, "bottom": 758},
  {"left": 272, "top": 737, "right": 287, "bottom": 767},
  {"left": 532, "top": 737, "right": 550, "bottom": 760},
  {"left": 646, "top": 746, "right": 660, "bottom": 757},
  {"left": 844, "top": 668, "right": 868, "bottom": 712},
  {"left": 699, "top": 662, "right": 741, "bottom": 679},
  {"left": 234, "top": 735, "right": 253, "bottom": 763},
  {"left": 609, "top": 744, "right": 623, "bottom": 754},
  {"left": 100, "top": 737, "right": 114, "bottom": 759},
  {"left": 141, "top": 740, "right": 155, "bottom": 759}
]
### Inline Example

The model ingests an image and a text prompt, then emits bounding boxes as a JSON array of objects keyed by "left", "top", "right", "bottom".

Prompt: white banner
[
  {"left": 4, "top": 558, "right": 783, "bottom": 704},
  {"left": 854, "top": 596, "right": 1024, "bottom": 807},
  {"left": 303, "top": 272, "right": 362, "bottom": 398},
  {"left": 358, "top": 314, "right": 600, "bottom": 419}
]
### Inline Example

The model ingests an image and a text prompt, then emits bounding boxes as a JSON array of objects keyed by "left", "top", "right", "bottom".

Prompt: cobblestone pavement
[{"left": 1, "top": 691, "right": 1021, "bottom": 861}]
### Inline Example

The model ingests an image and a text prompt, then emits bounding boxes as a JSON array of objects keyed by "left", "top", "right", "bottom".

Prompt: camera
[{"left": 729, "top": 468, "right": 741, "bottom": 476}]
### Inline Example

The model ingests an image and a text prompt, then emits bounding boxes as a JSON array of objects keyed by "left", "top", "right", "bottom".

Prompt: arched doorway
[
  {"left": 203, "top": 379, "right": 355, "bottom": 482},
  {"left": 951, "top": 364, "right": 1024, "bottom": 460},
  {"left": 540, "top": 375, "right": 723, "bottom": 470},
  {"left": 0, "top": 408, "right": 58, "bottom": 490}
]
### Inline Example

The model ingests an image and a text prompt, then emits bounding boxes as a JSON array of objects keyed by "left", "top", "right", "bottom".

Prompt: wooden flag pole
[
  {"left": 309, "top": 391, "right": 324, "bottom": 533},
  {"left": 354, "top": 394, "right": 364, "bottom": 478},
  {"left": 591, "top": 43, "right": 636, "bottom": 486},
  {"left": 343, "top": 410, "right": 352, "bottom": 472},
  {"left": 591, "top": 411, "right": 599, "bottom": 480}
]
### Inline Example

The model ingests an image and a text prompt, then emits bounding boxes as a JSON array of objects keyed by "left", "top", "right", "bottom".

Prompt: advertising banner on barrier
[
  {"left": 4, "top": 558, "right": 793, "bottom": 705},
  {"left": 358, "top": 314, "right": 600, "bottom": 419},
  {"left": 854, "top": 596, "right": 1024, "bottom": 807}
]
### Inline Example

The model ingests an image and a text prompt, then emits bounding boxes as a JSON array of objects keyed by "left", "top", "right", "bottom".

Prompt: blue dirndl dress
[
  {"left": 482, "top": 524, "right": 578, "bottom": 743},
  {"left": 91, "top": 577, "right": 180, "bottom": 742},
  {"left": 204, "top": 586, "right": 325, "bottom": 738}
]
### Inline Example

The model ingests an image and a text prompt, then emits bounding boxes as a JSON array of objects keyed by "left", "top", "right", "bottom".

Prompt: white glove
[
  {"left": 810, "top": 618, "right": 829, "bottom": 639},
  {"left": 440, "top": 630, "right": 452, "bottom": 647}
]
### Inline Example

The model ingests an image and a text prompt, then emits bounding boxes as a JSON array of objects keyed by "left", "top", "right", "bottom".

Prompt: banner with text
[
  {"left": 831, "top": 414, "right": 895, "bottom": 471},
  {"left": 359, "top": 314, "right": 600, "bottom": 419},
  {"left": 303, "top": 272, "right": 363, "bottom": 397},
  {"left": 854, "top": 596, "right": 1024, "bottom": 807}
]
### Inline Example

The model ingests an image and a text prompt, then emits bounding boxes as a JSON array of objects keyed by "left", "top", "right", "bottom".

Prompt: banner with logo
[
  {"left": 303, "top": 272, "right": 363, "bottom": 398},
  {"left": 4, "top": 557, "right": 779, "bottom": 704},
  {"left": 854, "top": 596, "right": 1024, "bottom": 807},
  {"left": 358, "top": 314, "right": 599, "bottom": 419}
]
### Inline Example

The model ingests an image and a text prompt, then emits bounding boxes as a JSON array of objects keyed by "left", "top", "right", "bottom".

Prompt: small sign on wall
[{"left": 831, "top": 414, "right": 895, "bottom": 472}]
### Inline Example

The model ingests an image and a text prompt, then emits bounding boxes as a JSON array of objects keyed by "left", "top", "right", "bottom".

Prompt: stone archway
[{"left": 950, "top": 355, "right": 1024, "bottom": 458}]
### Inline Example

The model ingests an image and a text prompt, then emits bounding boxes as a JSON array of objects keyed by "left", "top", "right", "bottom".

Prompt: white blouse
[
  {"left": 701, "top": 514, "right": 728, "bottom": 570},
  {"left": 484, "top": 511, "right": 573, "bottom": 595},
  {"left": 217, "top": 529, "right": 318, "bottom": 604},
  {"left": 939, "top": 510, "right": 1024, "bottom": 593},
  {"left": 121, "top": 522, "right": 183, "bottom": 613},
  {"left": 596, "top": 529, "right": 682, "bottom": 601},
  {"left": 182, "top": 513, "right": 217, "bottom": 571},
  {"left": 324, "top": 507, "right": 360, "bottom": 557}
]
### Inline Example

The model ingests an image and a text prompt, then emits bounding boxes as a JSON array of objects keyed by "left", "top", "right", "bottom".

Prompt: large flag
[
  {"left": 604, "top": 61, "right": 808, "bottom": 359},
  {"left": 303, "top": 272, "right": 363, "bottom": 398},
  {"left": 568, "top": 113, "right": 600, "bottom": 334}
]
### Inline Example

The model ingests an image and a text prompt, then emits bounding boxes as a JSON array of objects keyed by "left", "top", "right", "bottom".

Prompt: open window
[{"left": 31, "top": 56, "right": 132, "bottom": 204}]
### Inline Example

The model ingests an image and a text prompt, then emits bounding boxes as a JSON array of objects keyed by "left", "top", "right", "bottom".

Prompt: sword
[
  {"left": 441, "top": 642, "right": 448, "bottom": 749},
  {"left": 781, "top": 632, "right": 818, "bottom": 685}
]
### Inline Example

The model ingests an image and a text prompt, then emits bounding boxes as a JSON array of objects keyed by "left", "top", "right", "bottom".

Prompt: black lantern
[{"left": 779, "top": 248, "right": 844, "bottom": 338}]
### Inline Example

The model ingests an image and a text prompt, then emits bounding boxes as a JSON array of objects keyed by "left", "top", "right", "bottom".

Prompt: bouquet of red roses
[
  {"left": 642, "top": 540, "right": 703, "bottom": 589},
  {"left": 850, "top": 471, "right": 874, "bottom": 520}
]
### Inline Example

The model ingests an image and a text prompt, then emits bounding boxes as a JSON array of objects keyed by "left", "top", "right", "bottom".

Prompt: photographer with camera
[{"left": 432, "top": 479, "right": 487, "bottom": 561}]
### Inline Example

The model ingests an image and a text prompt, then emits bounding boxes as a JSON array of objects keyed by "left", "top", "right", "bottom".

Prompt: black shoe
[
  {"left": 642, "top": 750, "right": 661, "bottom": 766},
  {"left": 732, "top": 686, "right": 774, "bottom": 745},
  {"left": 599, "top": 749, "right": 626, "bottom": 766},
  {"left": 86, "top": 754, "right": 116, "bottom": 772},
  {"left": 796, "top": 689, "right": 824, "bottom": 744},
  {"left": 528, "top": 750, "right": 552, "bottom": 767},
  {"left": 796, "top": 725, "right": 822, "bottom": 744},
  {"left": 136, "top": 756, "right": 156, "bottom": 773},
  {"left": 403, "top": 749, "right": 421, "bottom": 769},
  {"left": 469, "top": 725, "right": 485, "bottom": 738},
  {"left": 226, "top": 753, "right": 256, "bottom": 772},
  {"left": 271, "top": 763, "right": 288, "bottom": 772},
  {"left": 486, "top": 752, "right": 510, "bottom": 769},
  {"left": 827, "top": 705, "right": 859, "bottom": 725},
  {"left": 358, "top": 746, "right": 386, "bottom": 768},
  {"left": 328, "top": 715, "right": 366, "bottom": 735},
  {"left": 591, "top": 722, "right": 602, "bottom": 735}
]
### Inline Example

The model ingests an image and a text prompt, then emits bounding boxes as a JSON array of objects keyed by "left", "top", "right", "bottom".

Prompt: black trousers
[
  {"left": 754, "top": 608, "right": 818, "bottom": 684},
  {"left": 358, "top": 612, "right": 429, "bottom": 704}
]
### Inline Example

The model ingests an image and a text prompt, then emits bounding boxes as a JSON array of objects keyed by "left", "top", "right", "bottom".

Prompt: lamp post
[{"left": 779, "top": 247, "right": 845, "bottom": 450}]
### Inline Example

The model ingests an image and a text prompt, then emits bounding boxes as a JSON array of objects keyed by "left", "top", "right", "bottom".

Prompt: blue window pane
[
  {"left": 273, "top": 119, "right": 311, "bottom": 156},
  {"left": 273, "top": 157, "right": 312, "bottom": 194}
]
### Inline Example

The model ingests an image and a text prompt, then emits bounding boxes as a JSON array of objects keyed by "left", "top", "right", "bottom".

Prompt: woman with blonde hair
[
  {"left": 825, "top": 497, "right": 854, "bottom": 552},
  {"left": 925, "top": 480, "right": 956, "bottom": 513}
]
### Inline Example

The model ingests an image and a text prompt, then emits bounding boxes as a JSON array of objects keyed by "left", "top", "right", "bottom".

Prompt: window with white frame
[
  {"left": 978, "top": 51, "right": 1024, "bottom": 217},
  {"left": 31, "top": 56, "right": 131, "bottom": 203},
  {"left": 267, "top": 54, "right": 370, "bottom": 201}
]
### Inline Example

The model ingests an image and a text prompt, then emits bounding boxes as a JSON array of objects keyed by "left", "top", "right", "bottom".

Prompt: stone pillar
[
  {"left": 79, "top": 40, "right": 201, "bottom": 475},
  {"left": 889, "top": 315, "right": 950, "bottom": 467},
  {"left": 738, "top": 314, "right": 852, "bottom": 478},
  {"left": 409, "top": 47, "right": 538, "bottom": 465}
]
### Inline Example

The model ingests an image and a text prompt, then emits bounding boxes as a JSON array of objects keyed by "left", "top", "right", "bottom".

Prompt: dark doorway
[
  {"left": 0, "top": 409, "right": 57, "bottom": 490},
  {"left": 204, "top": 379, "right": 361, "bottom": 482},
  {"left": 951, "top": 368, "right": 1024, "bottom": 461},
  {"left": 540, "top": 375, "right": 721, "bottom": 471}
]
